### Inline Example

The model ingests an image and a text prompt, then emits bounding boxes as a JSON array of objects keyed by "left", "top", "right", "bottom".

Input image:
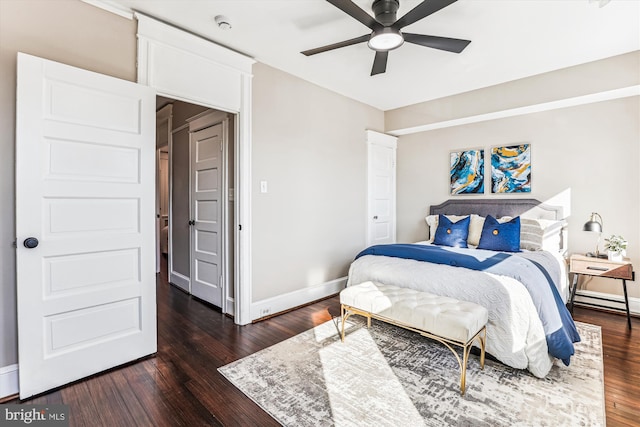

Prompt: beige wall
[
  {"left": 392, "top": 54, "right": 640, "bottom": 299},
  {"left": 0, "top": 0, "right": 137, "bottom": 369},
  {"left": 251, "top": 63, "right": 384, "bottom": 301}
]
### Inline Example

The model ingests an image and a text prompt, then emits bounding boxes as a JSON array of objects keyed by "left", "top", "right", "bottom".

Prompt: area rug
[{"left": 219, "top": 318, "right": 604, "bottom": 426}]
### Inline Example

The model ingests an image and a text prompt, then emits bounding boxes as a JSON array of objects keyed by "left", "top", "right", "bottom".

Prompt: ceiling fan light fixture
[{"left": 368, "top": 27, "right": 404, "bottom": 51}]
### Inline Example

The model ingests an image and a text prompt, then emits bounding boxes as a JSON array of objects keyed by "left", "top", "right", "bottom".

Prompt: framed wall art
[
  {"left": 450, "top": 149, "right": 484, "bottom": 195},
  {"left": 491, "top": 144, "right": 531, "bottom": 193}
]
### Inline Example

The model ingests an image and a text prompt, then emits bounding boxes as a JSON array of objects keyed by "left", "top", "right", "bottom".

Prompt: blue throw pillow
[
  {"left": 477, "top": 215, "right": 521, "bottom": 252},
  {"left": 433, "top": 215, "right": 470, "bottom": 248}
]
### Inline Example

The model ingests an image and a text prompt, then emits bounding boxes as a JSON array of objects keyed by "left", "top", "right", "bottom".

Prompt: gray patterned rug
[{"left": 219, "top": 318, "right": 604, "bottom": 426}]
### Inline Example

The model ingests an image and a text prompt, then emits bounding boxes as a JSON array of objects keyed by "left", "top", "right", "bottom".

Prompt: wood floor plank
[
  {"left": 59, "top": 381, "right": 105, "bottom": 427},
  {"left": 107, "top": 369, "right": 155, "bottom": 427}
]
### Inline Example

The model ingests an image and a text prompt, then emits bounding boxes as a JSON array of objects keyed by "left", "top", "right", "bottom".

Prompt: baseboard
[
  {"left": 0, "top": 364, "right": 19, "bottom": 399},
  {"left": 169, "top": 270, "right": 190, "bottom": 292},
  {"left": 225, "top": 296, "right": 235, "bottom": 316},
  {"left": 574, "top": 290, "right": 640, "bottom": 315},
  {"left": 251, "top": 276, "right": 347, "bottom": 321}
]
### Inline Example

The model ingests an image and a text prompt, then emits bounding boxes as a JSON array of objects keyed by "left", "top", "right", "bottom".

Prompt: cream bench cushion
[
  {"left": 340, "top": 281, "right": 488, "bottom": 395},
  {"left": 340, "top": 281, "right": 488, "bottom": 343}
]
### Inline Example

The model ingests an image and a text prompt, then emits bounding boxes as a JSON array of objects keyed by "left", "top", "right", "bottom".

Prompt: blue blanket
[{"left": 356, "top": 244, "right": 581, "bottom": 365}]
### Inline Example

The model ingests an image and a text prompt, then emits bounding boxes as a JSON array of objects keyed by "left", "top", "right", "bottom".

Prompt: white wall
[{"left": 390, "top": 53, "right": 640, "bottom": 299}]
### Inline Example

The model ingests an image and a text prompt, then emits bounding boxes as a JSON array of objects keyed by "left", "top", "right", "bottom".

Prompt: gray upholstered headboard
[{"left": 429, "top": 199, "right": 563, "bottom": 220}]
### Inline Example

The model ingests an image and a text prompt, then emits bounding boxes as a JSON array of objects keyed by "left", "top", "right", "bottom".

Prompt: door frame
[
  {"left": 156, "top": 104, "right": 172, "bottom": 273},
  {"left": 167, "top": 122, "right": 191, "bottom": 292},
  {"left": 136, "top": 14, "right": 254, "bottom": 325}
]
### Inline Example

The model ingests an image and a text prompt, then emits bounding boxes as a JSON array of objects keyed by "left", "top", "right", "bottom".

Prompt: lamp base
[{"left": 585, "top": 252, "right": 608, "bottom": 259}]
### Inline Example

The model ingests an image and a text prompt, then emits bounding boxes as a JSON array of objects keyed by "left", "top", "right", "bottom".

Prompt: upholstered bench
[{"left": 340, "top": 281, "right": 488, "bottom": 395}]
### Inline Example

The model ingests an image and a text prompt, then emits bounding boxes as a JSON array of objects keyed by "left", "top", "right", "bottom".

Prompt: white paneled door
[
  {"left": 366, "top": 130, "right": 398, "bottom": 246},
  {"left": 15, "top": 53, "right": 157, "bottom": 399},
  {"left": 190, "top": 123, "right": 224, "bottom": 307}
]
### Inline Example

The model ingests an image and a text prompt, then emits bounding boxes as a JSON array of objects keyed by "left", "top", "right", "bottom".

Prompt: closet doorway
[{"left": 156, "top": 96, "right": 235, "bottom": 314}]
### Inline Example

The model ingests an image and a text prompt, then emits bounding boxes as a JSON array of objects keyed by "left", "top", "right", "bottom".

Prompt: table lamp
[{"left": 583, "top": 212, "right": 606, "bottom": 258}]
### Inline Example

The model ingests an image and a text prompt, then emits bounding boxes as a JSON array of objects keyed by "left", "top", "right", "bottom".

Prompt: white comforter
[{"left": 347, "top": 254, "right": 556, "bottom": 378}]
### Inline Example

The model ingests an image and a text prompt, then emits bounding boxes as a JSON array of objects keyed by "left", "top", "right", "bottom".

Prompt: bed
[{"left": 346, "top": 198, "right": 579, "bottom": 378}]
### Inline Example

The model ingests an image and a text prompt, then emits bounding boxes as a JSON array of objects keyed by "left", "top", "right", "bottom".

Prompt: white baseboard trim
[
  {"left": 251, "top": 276, "right": 347, "bottom": 321},
  {"left": 169, "top": 271, "right": 190, "bottom": 292},
  {"left": 225, "top": 296, "right": 235, "bottom": 317},
  {"left": 0, "top": 364, "right": 19, "bottom": 399},
  {"left": 574, "top": 290, "right": 640, "bottom": 315}
]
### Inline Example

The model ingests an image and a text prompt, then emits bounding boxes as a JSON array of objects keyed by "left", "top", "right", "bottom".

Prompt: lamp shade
[{"left": 583, "top": 212, "right": 603, "bottom": 233}]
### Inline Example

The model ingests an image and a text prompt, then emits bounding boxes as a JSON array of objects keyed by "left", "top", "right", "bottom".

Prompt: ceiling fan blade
[
  {"left": 393, "top": 0, "right": 458, "bottom": 30},
  {"left": 371, "top": 51, "right": 388, "bottom": 76},
  {"left": 403, "top": 33, "right": 471, "bottom": 53},
  {"left": 326, "top": 0, "right": 382, "bottom": 30},
  {"left": 301, "top": 34, "right": 370, "bottom": 56}
]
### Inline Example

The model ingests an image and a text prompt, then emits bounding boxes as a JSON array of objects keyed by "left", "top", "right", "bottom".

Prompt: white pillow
[
  {"left": 520, "top": 218, "right": 565, "bottom": 252},
  {"left": 468, "top": 214, "right": 485, "bottom": 247}
]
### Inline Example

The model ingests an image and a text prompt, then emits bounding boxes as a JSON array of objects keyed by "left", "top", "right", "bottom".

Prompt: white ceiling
[{"left": 103, "top": 0, "right": 639, "bottom": 111}]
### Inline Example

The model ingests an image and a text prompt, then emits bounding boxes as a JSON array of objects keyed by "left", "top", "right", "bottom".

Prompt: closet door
[
  {"left": 190, "top": 123, "right": 224, "bottom": 307},
  {"left": 366, "top": 130, "right": 397, "bottom": 246}
]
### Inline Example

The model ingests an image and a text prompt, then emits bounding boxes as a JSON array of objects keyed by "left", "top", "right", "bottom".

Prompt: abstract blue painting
[
  {"left": 491, "top": 144, "right": 531, "bottom": 193},
  {"left": 450, "top": 149, "right": 484, "bottom": 195}
]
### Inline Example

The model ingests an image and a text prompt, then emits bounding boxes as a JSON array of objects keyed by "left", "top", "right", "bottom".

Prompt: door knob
[
  {"left": 23, "top": 237, "right": 39, "bottom": 249},
  {"left": 373, "top": 216, "right": 378, "bottom": 220},
  {"left": 188, "top": 220, "right": 195, "bottom": 226}
]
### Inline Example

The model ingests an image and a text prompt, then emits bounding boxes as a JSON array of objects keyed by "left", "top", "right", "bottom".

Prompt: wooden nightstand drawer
[{"left": 569, "top": 255, "right": 633, "bottom": 280}]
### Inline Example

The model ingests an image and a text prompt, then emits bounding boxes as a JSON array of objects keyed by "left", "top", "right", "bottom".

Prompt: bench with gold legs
[{"left": 340, "top": 281, "right": 488, "bottom": 395}]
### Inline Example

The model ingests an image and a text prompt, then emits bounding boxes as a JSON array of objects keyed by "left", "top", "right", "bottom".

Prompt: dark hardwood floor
[
  {"left": 8, "top": 261, "right": 640, "bottom": 426},
  {"left": 571, "top": 306, "right": 640, "bottom": 427}
]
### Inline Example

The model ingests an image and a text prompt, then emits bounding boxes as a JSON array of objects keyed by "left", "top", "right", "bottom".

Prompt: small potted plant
[{"left": 604, "top": 235, "right": 627, "bottom": 262}]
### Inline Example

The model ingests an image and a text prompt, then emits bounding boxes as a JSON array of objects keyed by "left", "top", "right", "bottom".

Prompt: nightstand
[{"left": 568, "top": 254, "right": 635, "bottom": 329}]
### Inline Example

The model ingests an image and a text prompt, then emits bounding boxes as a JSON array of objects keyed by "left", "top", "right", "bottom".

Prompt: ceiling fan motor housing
[{"left": 372, "top": 0, "right": 400, "bottom": 26}]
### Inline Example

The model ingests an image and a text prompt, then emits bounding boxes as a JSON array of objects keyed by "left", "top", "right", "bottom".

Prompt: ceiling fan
[{"left": 301, "top": 0, "right": 471, "bottom": 76}]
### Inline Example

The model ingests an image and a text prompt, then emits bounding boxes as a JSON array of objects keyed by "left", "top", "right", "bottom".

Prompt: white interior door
[
  {"left": 15, "top": 53, "right": 157, "bottom": 399},
  {"left": 190, "top": 123, "right": 224, "bottom": 307},
  {"left": 366, "top": 130, "right": 398, "bottom": 246}
]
